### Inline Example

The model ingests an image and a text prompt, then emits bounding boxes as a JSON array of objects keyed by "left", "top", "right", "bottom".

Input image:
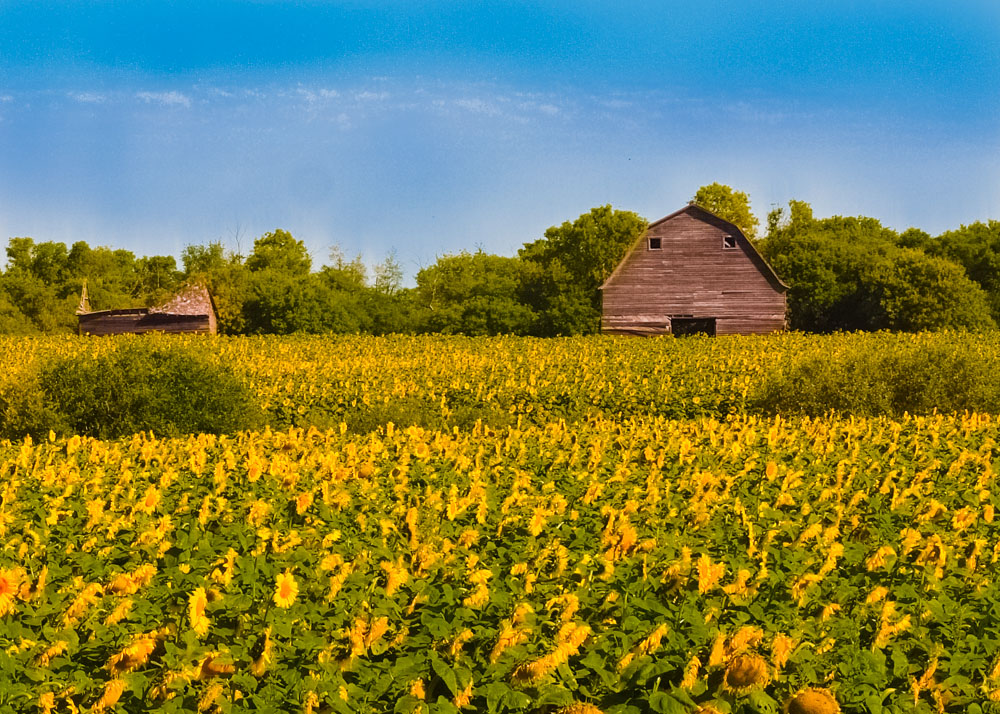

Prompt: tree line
[{"left": 2, "top": 183, "right": 999, "bottom": 335}]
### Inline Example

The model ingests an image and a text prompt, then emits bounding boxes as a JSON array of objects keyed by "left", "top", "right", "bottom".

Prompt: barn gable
[{"left": 600, "top": 204, "right": 787, "bottom": 336}]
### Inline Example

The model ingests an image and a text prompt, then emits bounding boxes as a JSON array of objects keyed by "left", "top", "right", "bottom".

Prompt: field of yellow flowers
[
  {"left": 5, "top": 331, "right": 997, "bottom": 429},
  {"left": 1, "top": 334, "right": 999, "bottom": 713}
]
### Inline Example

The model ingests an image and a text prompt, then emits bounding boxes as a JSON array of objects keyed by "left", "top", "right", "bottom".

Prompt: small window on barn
[
  {"left": 648, "top": 237, "right": 662, "bottom": 250},
  {"left": 722, "top": 234, "right": 737, "bottom": 249}
]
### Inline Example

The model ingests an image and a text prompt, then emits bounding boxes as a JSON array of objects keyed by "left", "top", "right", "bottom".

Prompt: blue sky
[{"left": 1, "top": 1, "right": 998, "bottom": 278}]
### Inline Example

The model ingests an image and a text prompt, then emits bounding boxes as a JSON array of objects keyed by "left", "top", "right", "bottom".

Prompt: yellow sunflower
[
  {"left": 784, "top": 687, "right": 841, "bottom": 714},
  {"left": 723, "top": 653, "right": 771, "bottom": 695},
  {"left": 188, "top": 587, "right": 210, "bottom": 637},
  {"left": 274, "top": 571, "right": 298, "bottom": 608}
]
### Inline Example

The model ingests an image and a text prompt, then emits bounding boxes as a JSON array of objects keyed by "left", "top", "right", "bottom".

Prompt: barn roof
[
  {"left": 599, "top": 203, "right": 788, "bottom": 292},
  {"left": 77, "top": 283, "right": 215, "bottom": 318},
  {"left": 149, "top": 283, "right": 214, "bottom": 316}
]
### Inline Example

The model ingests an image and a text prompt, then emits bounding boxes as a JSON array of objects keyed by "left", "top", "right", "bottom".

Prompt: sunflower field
[{"left": 1, "top": 334, "right": 1000, "bottom": 713}]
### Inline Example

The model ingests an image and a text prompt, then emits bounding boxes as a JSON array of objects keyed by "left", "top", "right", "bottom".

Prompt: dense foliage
[
  {"left": 33, "top": 343, "right": 259, "bottom": 438},
  {"left": 759, "top": 202, "right": 996, "bottom": 332},
  {"left": 753, "top": 339, "right": 1000, "bottom": 417}
]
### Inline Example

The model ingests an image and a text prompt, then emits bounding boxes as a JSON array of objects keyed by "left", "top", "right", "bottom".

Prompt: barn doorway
[{"left": 670, "top": 317, "right": 717, "bottom": 337}]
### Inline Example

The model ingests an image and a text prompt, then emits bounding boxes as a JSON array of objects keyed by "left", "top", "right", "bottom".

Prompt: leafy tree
[
  {"left": 242, "top": 272, "right": 365, "bottom": 335},
  {"left": 519, "top": 205, "right": 647, "bottom": 335},
  {"left": 871, "top": 249, "right": 995, "bottom": 331},
  {"left": 920, "top": 221, "right": 1000, "bottom": 321},
  {"left": 373, "top": 250, "right": 404, "bottom": 296},
  {"left": 66, "top": 242, "right": 141, "bottom": 310},
  {"left": 325, "top": 245, "right": 368, "bottom": 292},
  {"left": 693, "top": 183, "right": 760, "bottom": 239},
  {"left": 761, "top": 200, "right": 995, "bottom": 332},
  {"left": 245, "top": 229, "right": 312, "bottom": 274},
  {"left": 136, "top": 255, "right": 182, "bottom": 305},
  {"left": 182, "top": 242, "right": 230, "bottom": 277},
  {"left": 2, "top": 238, "right": 75, "bottom": 331},
  {"left": 415, "top": 252, "right": 536, "bottom": 335},
  {"left": 0, "top": 289, "right": 33, "bottom": 334},
  {"left": 182, "top": 241, "right": 251, "bottom": 334}
]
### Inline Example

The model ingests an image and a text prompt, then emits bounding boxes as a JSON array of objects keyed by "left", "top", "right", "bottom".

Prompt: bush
[
  {"left": 752, "top": 337, "right": 1000, "bottom": 416},
  {"left": 1, "top": 341, "right": 261, "bottom": 438}
]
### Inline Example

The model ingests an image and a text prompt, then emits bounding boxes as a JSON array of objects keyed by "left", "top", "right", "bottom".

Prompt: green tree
[
  {"left": 919, "top": 221, "right": 1000, "bottom": 321},
  {"left": 871, "top": 249, "right": 995, "bottom": 331},
  {"left": 3, "top": 238, "right": 75, "bottom": 331},
  {"left": 182, "top": 241, "right": 250, "bottom": 335},
  {"left": 761, "top": 200, "right": 995, "bottom": 332},
  {"left": 66, "top": 242, "right": 140, "bottom": 310},
  {"left": 182, "top": 242, "right": 230, "bottom": 277},
  {"left": 245, "top": 229, "right": 312, "bottom": 274},
  {"left": 242, "top": 272, "right": 366, "bottom": 335},
  {"left": 0, "top": 287, "right": 34, "bottom": 334},
  {"left": 693, "top": 183, "right": 760, "bottom": 239},
  {"left": 415, "top": 252, "right": 536, "bottom": 335},
  {"left": 136, "top": 255, "right": 182, "bottom": 305},
  {"left": 373, "top": 250, "right": 403, "bottom": 296},
  {"left": 325, "top": 245, "right": 368, "bottom": 291},
  {"left": 519, "top": 205, "right": 647, "bottom": 335}
]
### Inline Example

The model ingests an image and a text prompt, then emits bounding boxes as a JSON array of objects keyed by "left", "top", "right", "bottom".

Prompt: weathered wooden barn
[
  {"left": 600, "top": 204, "right": 787, "bottom": 336},
  {"left": 77, "top": 283, "right": 218, "bottom": 336}
]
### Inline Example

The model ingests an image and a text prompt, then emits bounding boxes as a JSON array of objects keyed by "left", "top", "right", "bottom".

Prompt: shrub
[
  {"left": 1, "top": 341, "right": 261, "bottom": 438},
  {"left": 752, "top": 336, "right": 1000, "bottom": 417}
]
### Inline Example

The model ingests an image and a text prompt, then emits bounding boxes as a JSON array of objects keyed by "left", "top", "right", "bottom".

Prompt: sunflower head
[
  {"left": 723, "top": 653, "right": 771, "bottom": 694},
  {"left": 784, "top": 688, "right": 841, "bottom": 714},
  {"left": 274, "top": 571, "right": 298, "bottom": 608}
]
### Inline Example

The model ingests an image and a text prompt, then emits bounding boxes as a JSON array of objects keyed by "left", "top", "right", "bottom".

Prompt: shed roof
[{"left": 149, "top": 283, "right": 214, "bottom": 316}]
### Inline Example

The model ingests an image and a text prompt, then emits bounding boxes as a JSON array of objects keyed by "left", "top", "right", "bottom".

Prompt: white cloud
[
  {"left": 354, "top": 91, "right": 389, "bottom": 102},
  {"left": 69, "top": 92, "right": 105, "bottom": 104},
  {"left": 537, "top": 103, "right": 559, "bottom": 116},
  {"left": 136, "top": 91, "right": 191, "bottom": 108},
  {"left": 0, "top": 95, "right": 13, "bottom": 103},
  {"left": 296, "top": 87, "right": 340, "bottom": 103},
  {"left": 454, "top": 98, "right": 499, "bottom": 115}
]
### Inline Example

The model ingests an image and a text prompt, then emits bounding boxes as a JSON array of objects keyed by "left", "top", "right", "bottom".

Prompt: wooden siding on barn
[
  {"left": 76, "top": 283, "right": 218, "bottom": 336},
  {"left": 77, "top": 311, "right": 213, "bottom": 336},
  {"left": 601, "top": 206, "right": 786, "bottom": 336}
]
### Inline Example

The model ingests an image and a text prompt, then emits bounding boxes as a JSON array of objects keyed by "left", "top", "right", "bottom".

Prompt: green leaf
[
  {"left": 430, "top": 653, "right": 459, "bottom": 697},
  {"left": 535, "top": 685, "right": 574, "bottom": 707},
  {"left": 648, "top": 691, "right": 689, "bottom": 714}
]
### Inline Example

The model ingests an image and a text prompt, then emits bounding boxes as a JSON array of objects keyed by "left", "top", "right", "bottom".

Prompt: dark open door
[{"left": 670, "top": 317, "right": 717, "bottom": 337}]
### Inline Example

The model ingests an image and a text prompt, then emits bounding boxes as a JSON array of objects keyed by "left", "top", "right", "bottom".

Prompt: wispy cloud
[
  {"left": 69, "top": 91, "right": 105, "bottom": 104},
  {"left": 354, "top": 90, "right": 388, "bottom": 102},
  {"left": 296, "top": 87, "right": 340, "bottom": 103},
  {"left": 723, "top": 100, "right": 792, "bottom": 125},
  {"left": 136, "top": 91, "right": 191, "bottom": 108},
  {"left": 453, "top": 98, "right": 500, "bottom": 116}
]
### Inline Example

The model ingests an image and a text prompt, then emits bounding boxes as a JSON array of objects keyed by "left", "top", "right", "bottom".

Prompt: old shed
[
  {"left": 600, "top": 204, "right": 787, "bottom": 336},
  {"left": 77, "top": 283, "right": 218, "bottom": 336}
]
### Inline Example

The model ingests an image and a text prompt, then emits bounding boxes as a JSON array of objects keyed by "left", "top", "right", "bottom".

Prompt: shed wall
[{"left": 78, "top": 312, "right": 213, "bottom": 336}]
